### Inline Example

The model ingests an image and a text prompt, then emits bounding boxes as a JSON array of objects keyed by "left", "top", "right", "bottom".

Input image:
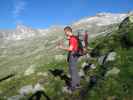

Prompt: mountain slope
[
  {"left": 0, "top": 12, "right": 133, "bottom": 100},
  {"left": 0, "top": 12, "right": 128, "bottom": 79}
]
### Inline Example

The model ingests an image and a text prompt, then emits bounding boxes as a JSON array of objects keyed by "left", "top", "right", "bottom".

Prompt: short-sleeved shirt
[{"left": 69, "top": 36, "right": 78, "bottom": 52}]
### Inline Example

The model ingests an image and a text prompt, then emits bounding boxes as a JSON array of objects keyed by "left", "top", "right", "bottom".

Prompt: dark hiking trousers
[{"left": 67, "top": 52, "right": 80, "bottom": 89}]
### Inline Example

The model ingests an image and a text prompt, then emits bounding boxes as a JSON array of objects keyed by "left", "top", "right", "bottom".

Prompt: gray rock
[
  {"left": 78, "top": 53, "right": 91, "bottom": 62},
  {"left": 19, "top": 83, "right": 44, "bottom": 96},
  {"left": 98, "top": 55, "right": 106, "bottom": 65},
  {"left": 106, "top": 67, "right": 120, "bottom": 77},
  {"left": 98, "top": 52, "right": 117, "bottom": 65},
  {"left": 78, "top": 69, "right": 85, "bottom": 77},
  {"left": 33, "top": 83, "right": 44, "bottom": 93},
  {"left": 85, "top": 77, "right": 90, "bottom": 82},
  {"left": 19, "top": 85, "right": 33, "bottom": 96},
  {"left": 7, "top": 95, "right": 23, "bottom": 100},
  {"left": 62, "top": 86, "right": 72, "bottom": 94},
  {"left": 106, "top": 52, "right": 117, "bottom": 61},
  {"left": 90, "top": 64, "right": 96, "bottom": 69},
  {"left": 81, "top": 62, "right": 88, "bottom": 68}
]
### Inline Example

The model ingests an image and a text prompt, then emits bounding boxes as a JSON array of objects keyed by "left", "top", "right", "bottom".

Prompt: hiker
[{"left": 58, "top": 26, "right": 80, "bottom": 91}]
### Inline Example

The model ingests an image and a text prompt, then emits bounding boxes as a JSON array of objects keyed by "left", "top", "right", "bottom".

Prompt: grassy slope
[
  {"left": 0, "top": 16, "right": 133, "bottom": 100},
  {"left": 87, "top": 15, "right": 133, "bottom": 100}
]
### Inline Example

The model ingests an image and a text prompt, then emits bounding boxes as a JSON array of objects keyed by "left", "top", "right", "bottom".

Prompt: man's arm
[{"left": 59, "top": 45, "right": 73, "bottom": 51}]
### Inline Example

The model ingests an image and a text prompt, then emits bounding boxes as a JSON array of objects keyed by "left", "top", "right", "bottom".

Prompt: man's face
[{"left": 64, "top": 30, "right": 69, "bottom": 37}]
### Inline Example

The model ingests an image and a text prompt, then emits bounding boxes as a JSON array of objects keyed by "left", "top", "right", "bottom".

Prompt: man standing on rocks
[{"left": 58, "top": 26, "right": 80, "bottom": 91}]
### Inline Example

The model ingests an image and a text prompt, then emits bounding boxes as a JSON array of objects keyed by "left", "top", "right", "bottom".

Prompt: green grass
[{"left": 0, "top": 15, "right": 133, "bottom": 100}]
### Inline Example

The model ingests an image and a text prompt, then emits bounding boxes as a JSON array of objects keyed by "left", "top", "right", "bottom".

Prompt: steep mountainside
[
  {"left": 0, "top": 13, "right": 129, "bottom": 79},
  {"left": 0, "top": 12, "right": 133, "bottom": 100}
]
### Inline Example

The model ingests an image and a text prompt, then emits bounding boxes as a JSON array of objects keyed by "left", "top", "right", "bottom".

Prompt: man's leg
[{"left": 69, "top": 54, "right": 80, "bottom": 90}]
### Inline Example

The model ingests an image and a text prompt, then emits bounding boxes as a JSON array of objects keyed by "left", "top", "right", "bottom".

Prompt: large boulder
[
  {"left": 19, "top": 85, "right": 33, "bottom": 96},
  {"left": 105, "top": 67, "right": 120, "bottom": 77},
  {"left": 106, "top": 52, "right": 117, "bottom": 61},
  {"left": 19, "top": 83, "right": 44, "bottom": 96}
]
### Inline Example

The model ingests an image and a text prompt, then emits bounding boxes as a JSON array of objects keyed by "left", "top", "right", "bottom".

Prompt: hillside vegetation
[{"left": 0, "top": 15, "right": 133, "bottom": 100}]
